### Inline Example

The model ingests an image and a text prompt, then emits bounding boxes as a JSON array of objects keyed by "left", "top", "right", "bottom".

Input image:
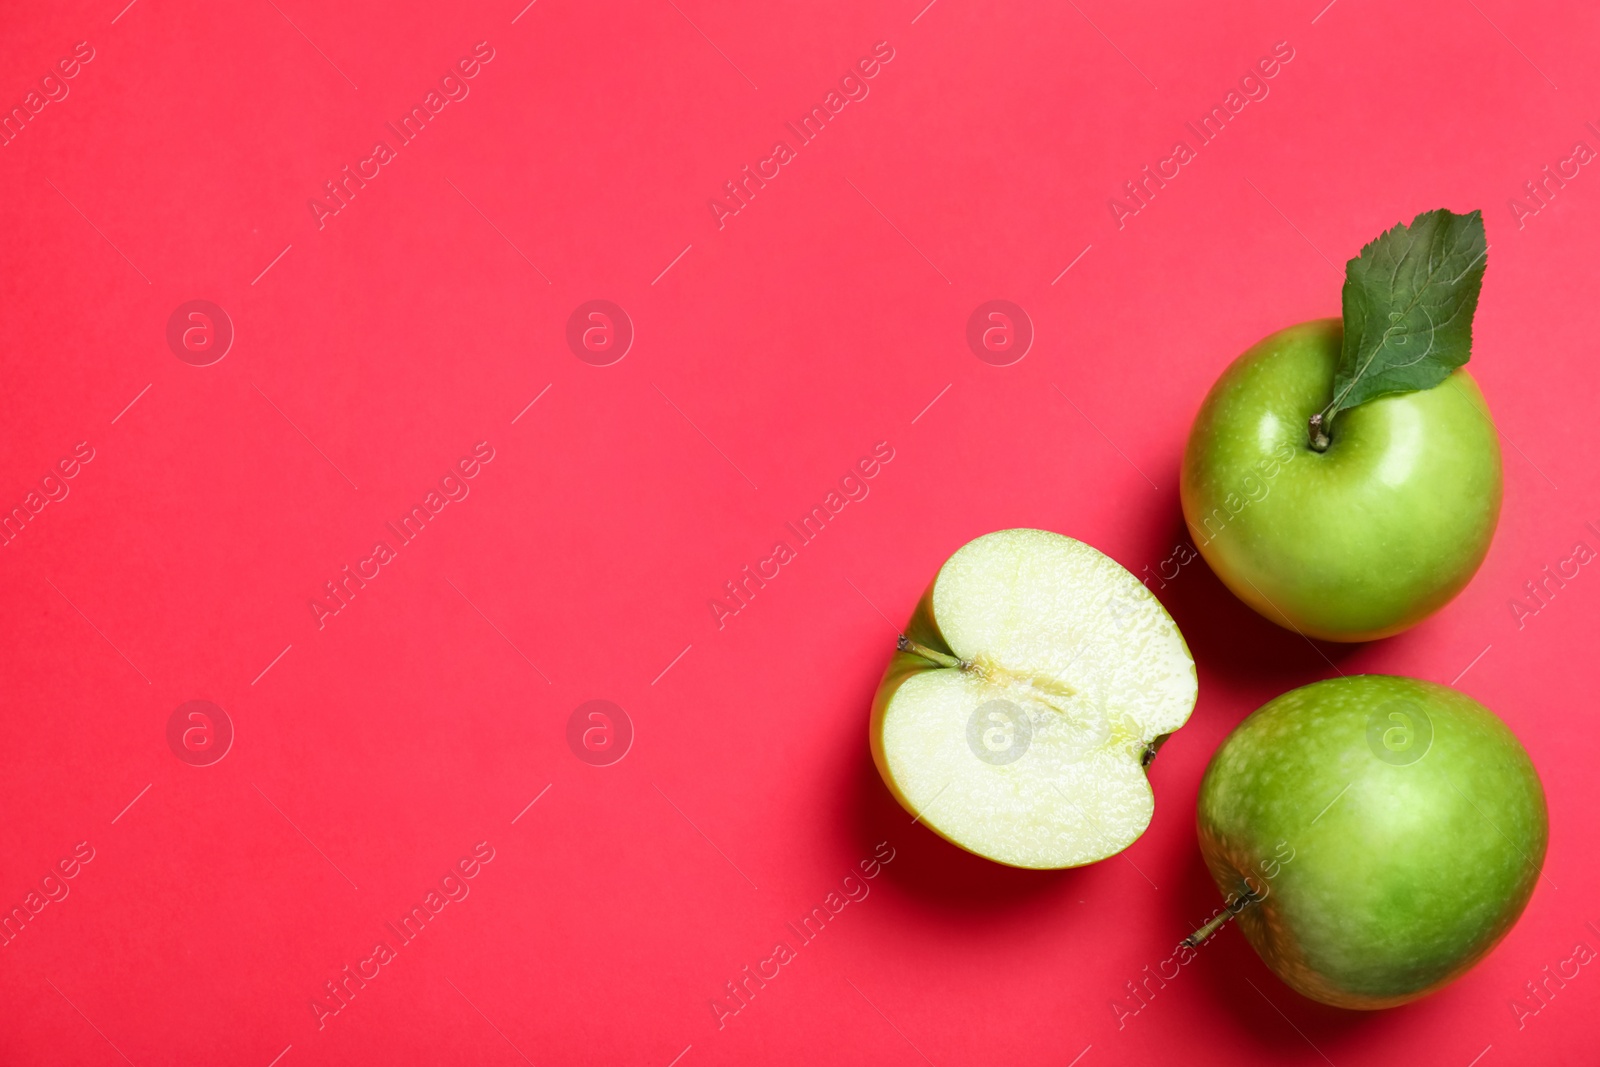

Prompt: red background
[{"left": 1, "top": 0, "right": 1596, "bottom": 1064}]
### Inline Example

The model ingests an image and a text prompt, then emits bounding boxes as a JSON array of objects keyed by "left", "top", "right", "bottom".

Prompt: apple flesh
[
  {"left": 1196, "top": 675, "right": 1547, "bottom": 1008},
  {"left": 871, "top": 529, "right": 1197, "bottom": 869},
  {"left": 1181, "top": 319, "right": 1502, "bottom": 641}
]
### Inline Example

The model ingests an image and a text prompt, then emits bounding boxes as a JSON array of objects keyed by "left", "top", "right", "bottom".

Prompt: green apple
[
  {"left": 1181, "top": 319, "right": 1500, "bottom": 640},
  {"left": 1182, "top": 210, "right": 1501, "bottom": 641},
  {"left": 1194, "top": 675, "right": 1547, "bottom": 1008},
  {"left": 870, "top": 529, "right": 1197, "bottom": 868}
]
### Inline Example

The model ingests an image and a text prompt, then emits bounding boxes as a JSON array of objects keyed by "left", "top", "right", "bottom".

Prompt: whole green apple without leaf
[
  {"left": 1194, "top": 675, "right": 1547, "bottom": 1008},
  {"left": 1181, "top": 210, "right": 1501, "bottom": 641},
  {"left": 871, "top": 529, "right": 1197, "bottom": 869}
]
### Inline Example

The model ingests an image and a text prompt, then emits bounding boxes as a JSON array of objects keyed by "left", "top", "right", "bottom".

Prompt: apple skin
[
  {"left": 1180, "top": 318, "right": 1502, "bottom": 641},
  {"left": 1197, "top": 675, "right": 1547, "bottom": 1009},
  {"left": 870, "top": 583, "right": 947, "bottom": 821}
]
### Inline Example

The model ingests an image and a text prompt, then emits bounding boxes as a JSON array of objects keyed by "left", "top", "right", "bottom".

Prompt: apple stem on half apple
[
  {"left": 897, "top": 634, "right": 971, "bottom": 671},
  {"left": 1180, "top": 885, "right": 1264, "bottom": 949},
  {"left": 896, "top": 636, "right": 1085, "bottom": 706}
]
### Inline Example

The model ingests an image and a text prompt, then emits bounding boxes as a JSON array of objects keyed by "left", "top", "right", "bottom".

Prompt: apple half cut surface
[{"left": 870, "top": 529, "right": 1197, "bottom": 869}]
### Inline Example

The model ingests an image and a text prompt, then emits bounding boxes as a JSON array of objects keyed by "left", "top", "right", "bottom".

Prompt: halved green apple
[{"left": 870, "top": 529, "right": 1197, "bottom": 868}]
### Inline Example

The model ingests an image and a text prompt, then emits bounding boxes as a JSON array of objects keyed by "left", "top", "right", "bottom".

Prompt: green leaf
[{"left": 1314, "top": 209, "right": 1487, "bottom": 448}]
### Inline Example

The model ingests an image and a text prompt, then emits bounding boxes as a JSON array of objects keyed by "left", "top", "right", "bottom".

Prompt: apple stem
[
  {"left": 1307, "top": 412, "right": 1331, "bottom": 452},
  {"left": 897, "top": 635, "right": 970, "bottom": 671},
  {"left": 1179, "top": 886, "right": 1263, "bottom": 949}
]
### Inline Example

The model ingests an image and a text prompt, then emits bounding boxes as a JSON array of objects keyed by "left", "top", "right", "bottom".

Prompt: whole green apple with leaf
[{"left": 1182, "top": 209, "right": 1500, "bottom": 640}]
